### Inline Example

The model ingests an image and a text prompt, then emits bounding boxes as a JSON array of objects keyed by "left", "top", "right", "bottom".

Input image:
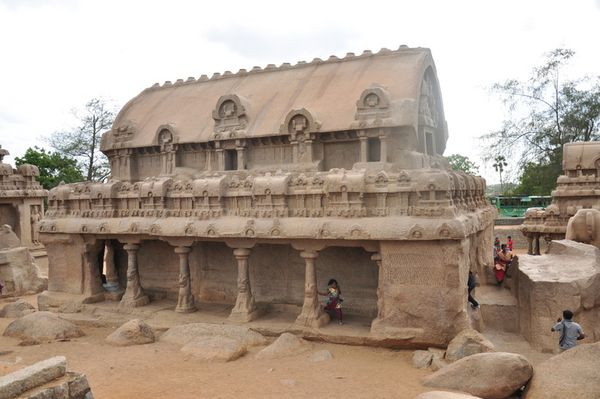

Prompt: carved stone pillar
[
  {"left": 359, "top": 134, "right": 368, "bottom": 162},
  {"left": 379, "top": 134, "right": 388, "bottom": 163},
  {"left": 175, "top": 246, "right": 196, "bottom": 313},
  {"left": 216, "top": 148, "right": 225, "bottom": 170},
  {"left": 103, "top": 241, "right": 120, "bottom": 291},
  {"left": 534, "top": 235, "right": 541, "bottom": 256},
  {"left": 371, "top": 253, "right": 384, "bottom": 320},
  {"left": 229, "top": 248, "right": 259, "bottom": 322},
  {"left": 295, "top": 250, "right": 329, "bottom": 328},
  {"left": 236, "top": 147, "right": 246, "bottom": 170},
  {"left": 120, "top": 243, "right": 149, "bottom": 308},
  {"left": 526, "top": 236, "right": 533, "bottom": 255}
]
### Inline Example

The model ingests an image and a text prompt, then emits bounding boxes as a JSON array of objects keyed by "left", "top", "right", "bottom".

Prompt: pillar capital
[
  {"left": 300, "top": 250, "right": 318, "bottom": 259},
  {"left": 174, "top": 246, "right": 192, "bottom": 254},
  {"left": 370, "top": 253, "right": 382, "bottom": 262},
  {"left": 123, "top": 243, "right": 140, "bottom": 251},
  {"left": 233, "top": 248, "right": 252, "bottom": 258}
]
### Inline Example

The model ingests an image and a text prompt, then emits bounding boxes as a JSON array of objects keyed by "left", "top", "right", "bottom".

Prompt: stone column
[
  {"left": 216, "top": 148, "right": 225, "bottom": 170},
  {"left": 359, "top": 135, "right": 368, "bottom": 162},
  {"left": 534, "top": 235, "right": 541, "bottom": 256},
  {"left": 229, "top": 248, "right": 259, "bottom": 322},
  {"left": 236, "top": 147, "right": 245, "bottom": 170},
  {"left": 371, "top": 253, "right": 384, "bottom": 320},
  {"left": 295, "top": 250, "right": 329, "bottom": 328},
  {"left": 103, "top": 242, "right": 120, "bottom": 291},
  {"left": 526, "top": 236, "right": 533, "bottom": 255},
  {"left": 379, "top": 135, "right": 388, "bottom": 163},
  {"left": 120, "top": 243, "right": 149, "bottom": 308},
  {"left": 175, "top": 246, "right": 196, "bottom": 313}
]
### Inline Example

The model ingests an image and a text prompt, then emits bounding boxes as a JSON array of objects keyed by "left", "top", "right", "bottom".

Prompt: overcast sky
[{"left": 1, "top": 0, "right": 599, "bottom": 183}]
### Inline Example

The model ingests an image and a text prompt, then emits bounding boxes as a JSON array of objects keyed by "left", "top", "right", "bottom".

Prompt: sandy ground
[
  {"left": 0, "top": 295, "right": 551, "bottom": 399},
  {"left": 0, "top": 299, "right": 432, "bottom": 399}
]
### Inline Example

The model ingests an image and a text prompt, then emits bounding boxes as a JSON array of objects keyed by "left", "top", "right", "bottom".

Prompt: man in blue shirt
[{"left": 551, "top": 309, "right": 586, "bottom": 351}]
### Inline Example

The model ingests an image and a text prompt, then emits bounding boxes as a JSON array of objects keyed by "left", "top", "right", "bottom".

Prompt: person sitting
[
  {"left": 319, "top": 278, "right": 344, "bottom": 325},
  {"left": 494, "top": 244, "right": 513, "bottom": 285}
]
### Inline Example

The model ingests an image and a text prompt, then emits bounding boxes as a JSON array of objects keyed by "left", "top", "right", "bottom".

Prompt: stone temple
[{"left": 39, "top": 46, "right": 494, "bottom": 347}]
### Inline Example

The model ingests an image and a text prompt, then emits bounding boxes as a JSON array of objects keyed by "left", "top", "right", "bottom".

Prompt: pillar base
[
  {"left": 104, "top": 288, "right": 124, "bottom": 302},
  {"left": 119, "top": 295, "right": 149, "bottom": 308},
  {"left": 175, "top": 303, "right": 197, "bottom": 313},
  {"left": 229, "top": 307, "right": 263, "bottom": 323},
  {"left": 295, "top": 311, "right": 330, "bottom": 329}
]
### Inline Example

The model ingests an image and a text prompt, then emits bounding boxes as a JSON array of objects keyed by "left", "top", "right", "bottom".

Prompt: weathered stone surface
[
  {"left": 105, "top": 319, "right": 155, "bottom": 346},
  {"left": 517, "top": 240, "right": 600, "bottom": 351},
  {"left": 430, "top": 357, "right": 449, "bottom": 372},
  {"left": 525, "top": 342, "right": 600, "bottom": 399},
  {"left": 0, "top": 299, "right": 36, "bottom": 318},
  {"left": 309, "top": 350, "right": 333, "bottom": 362},
  {"left": 180, "top": 336, "right": 246, "bottom": 362},
  {"left": 422, "top": 352, "right": 533, "bottom": 399},
  {"left": 0, "top": 356, "right": 66, "bottom": 399},
  {"left": 445, "top": 329, "right": 494, "bottom": 362},
  {"left": 255, "top": 333, "right": 310, "bottom": 360},
  {"left": 67, "top": 372, "right": 92, "bottom": 399},
  {"left": 0, "top": 246, "right": 47, "bottom": 296},
  {"left": 161, "top": 323, "right": 266, "bottom": 347},
  {"left": 412, "top": 350, "right": 433, "bottom": 369},
  {"left": 416, "top": 392, "right": 483, "bottom": 399},
  {"left": 3, "top": 311, "right": 84, "bottom": 342}
]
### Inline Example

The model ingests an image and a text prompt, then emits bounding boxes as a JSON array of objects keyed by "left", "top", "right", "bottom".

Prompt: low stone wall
[
  {"left": 493, "top": 225, "right": 529, "bottom": 252},
  {"left": 0, "top": 356, "right": 93, "bottom": 399}
]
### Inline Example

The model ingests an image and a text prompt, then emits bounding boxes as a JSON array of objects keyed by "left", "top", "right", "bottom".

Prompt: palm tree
[{"left": 493, "top": 155, "right": 508, "bottom": 193}]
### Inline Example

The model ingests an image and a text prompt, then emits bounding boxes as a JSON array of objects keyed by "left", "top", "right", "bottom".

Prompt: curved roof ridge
[{"left": 145, "top": 45, "right": 426, "bottom": 91}]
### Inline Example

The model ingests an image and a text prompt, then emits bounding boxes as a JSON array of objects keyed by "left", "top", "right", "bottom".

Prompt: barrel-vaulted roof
[{"left": 101, "top": 46, "right": 446, "bottom": 151}]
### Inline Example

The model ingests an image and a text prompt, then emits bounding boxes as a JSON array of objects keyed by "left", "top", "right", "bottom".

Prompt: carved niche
[
  {"left": 155, "top": 125, "right": 178, "bottom": 175},
  {"left": 280, "top": 109, "right": 320, "bottom": 164},
  {"left": 212, "top": 94, "right": 249, "bottom": 138},
  {"left": 419, "top": 72, "right": 440, "bottom": 129},
  {"left": 354, "top": 84, "right": 391, "bottom": 122}
]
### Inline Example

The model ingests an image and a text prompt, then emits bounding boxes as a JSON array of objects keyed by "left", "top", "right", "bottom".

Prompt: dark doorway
[{"left": 225, "top": 150, "right": 238, "bottom": 170}]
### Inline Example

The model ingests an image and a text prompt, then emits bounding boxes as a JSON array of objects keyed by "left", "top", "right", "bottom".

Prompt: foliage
[
  {"left": 483, "top": 48, "right": 600, "bottom": 192},
  {"left": 14, "top": 146, "right": 84, "bottom": 189},
  {"left": 510, "top": 154, "right": 562, "bottom": 196},
  {"left": 48, "top": 98, "right": 115, "bottom": 181},
  {"left": 492, "top": 155, "right": 508, "bottom": 191},
  {"left": 446, "top": 153, "right": 479, "bottom": 174}
]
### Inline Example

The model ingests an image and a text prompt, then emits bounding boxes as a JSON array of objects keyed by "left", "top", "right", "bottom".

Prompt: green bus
[{"left": 489, "top": 196, "right": 552, "bottom": 218}]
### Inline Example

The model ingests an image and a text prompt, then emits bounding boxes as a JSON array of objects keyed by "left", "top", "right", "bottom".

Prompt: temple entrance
[{"left": 0, "top": 203, "right": 19, "bottom": 236}]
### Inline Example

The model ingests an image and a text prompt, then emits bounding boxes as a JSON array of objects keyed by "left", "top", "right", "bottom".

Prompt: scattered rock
[
  {"left": 413, "top": 350, "right": 434, "bottom": 369},
  {"left": 422, "top": 352, "right": 532, "bottom": 399},
  {"left": 525, "top": 342, "right": 600, "bottom": 399},
  {"left": 58, "top": 300, "right": 83, "bottom": 314},
  {"left": 309, "top": 350, "right": 333, "bottom": 362},
  {"left": 3, "top": 311, "right": 84, "bottom": 342},
  {"left": 181, "top": 336, "right": 247, "bottom": 362},
  {"left": 416, "top": 391, "right": 483, "bottom": 399},
  {"left": 0, "top": 356, "right": 66, "bottom": 398},
  {"left": 105, "top": 319, "right": 155, "bottom": 346},
  {"left": 428, "top": 347, "right": 446, "bottom": 361},
  {"left": 161, "top": 323, "right": 267, "bottom": 347},
  {"left": 445, "top": 329, "right": 494, "bottom": 362},
  {"left": 255, "top": 333, "right": 310, "bottom": 360},
  {"left": 0, "top": 299, "right": 36, "bottom": 318},
  {"left": 430, "top": 357, "right": 449, "bottom": 372}
]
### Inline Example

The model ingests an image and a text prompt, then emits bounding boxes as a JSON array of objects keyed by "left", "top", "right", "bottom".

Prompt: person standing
[
  {"left": 467, "top": 271, "right": 479, "bottom": 309},
  {"left": 551, "top": 309, "right": 585, "bottom": 351},
  {"left": 507, "top": 235, "right": 514, "bottom": 251}
]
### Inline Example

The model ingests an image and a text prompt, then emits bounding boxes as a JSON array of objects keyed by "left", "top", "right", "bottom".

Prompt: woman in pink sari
[{"left": 495, "top": 244, "right": 513, "bottom": 285}]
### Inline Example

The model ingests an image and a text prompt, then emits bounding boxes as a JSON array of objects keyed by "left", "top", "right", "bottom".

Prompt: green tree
[
  {"left": 48, "top": 98, "right": 115, "bottom": 181},
  {"left": 493, "top": 155, "right": 508, "bottom": 192},
  {"left": 14, "top": 146, "right": 84, "bottom": 189},
  {"left": 483, "top": 48, "right": 600, "bottom": 193},
  {"left": 446, "top": 153, "right": 479, "bottom": 174}
]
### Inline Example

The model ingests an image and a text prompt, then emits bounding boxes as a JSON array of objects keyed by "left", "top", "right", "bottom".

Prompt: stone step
[{"left": 475, "top": 285, "right": 519, "bottom": 333}]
